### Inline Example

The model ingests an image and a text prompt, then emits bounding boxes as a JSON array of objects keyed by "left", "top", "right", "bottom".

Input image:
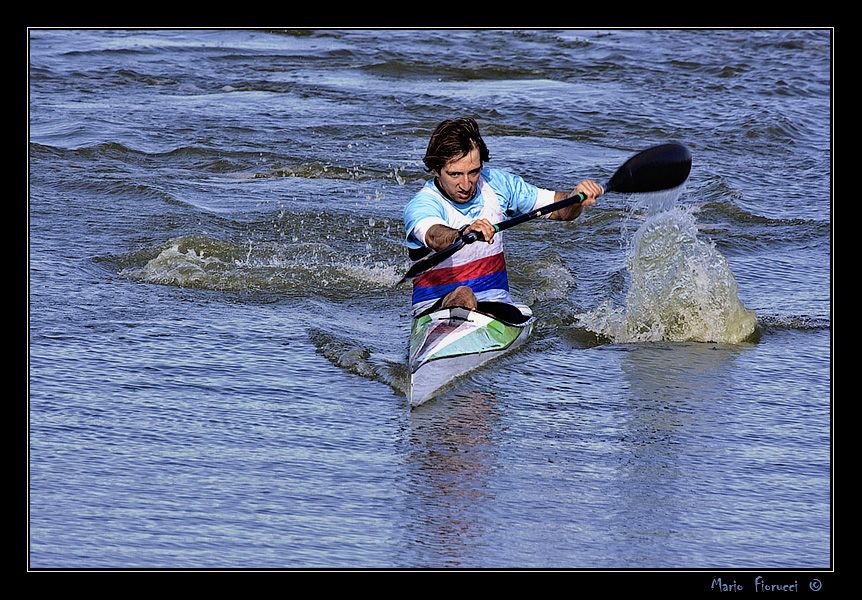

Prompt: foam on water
[
  {"left": 117, "top": 234, "right": 403, "bottom": 296},
  {"left": 577, "top": 190, "right": 758, "bottom": 344}
]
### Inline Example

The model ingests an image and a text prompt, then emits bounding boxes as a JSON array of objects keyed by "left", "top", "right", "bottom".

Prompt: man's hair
[{"left": 422, "top": 117, "right": 491, "bottom": 173}]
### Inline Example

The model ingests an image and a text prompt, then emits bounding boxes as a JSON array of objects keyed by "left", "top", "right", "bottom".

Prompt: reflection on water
[
  {"left": 608, "top": 342, "right": 744, "bottom": 566},
  {"left": 402, "top": 391, "right": 500, "bottom": 568}
]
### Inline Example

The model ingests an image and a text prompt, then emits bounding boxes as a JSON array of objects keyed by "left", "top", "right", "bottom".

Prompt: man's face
[{"left": 435, "top": 147, "right": 482, "bottom": 203}]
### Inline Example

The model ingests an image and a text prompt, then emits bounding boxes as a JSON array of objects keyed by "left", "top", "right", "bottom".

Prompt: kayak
[{"left": 408, "top": 303, "right": 535, "bottom": 407}]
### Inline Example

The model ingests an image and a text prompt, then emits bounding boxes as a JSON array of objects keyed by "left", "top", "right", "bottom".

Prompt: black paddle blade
[{"left": 605, "top": 142, "right": 692, "bottom": 194}]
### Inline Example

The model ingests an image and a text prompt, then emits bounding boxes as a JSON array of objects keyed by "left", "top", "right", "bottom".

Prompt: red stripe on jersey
[{"left": 414, "top": 252, "right": 507, "bottom": 288}]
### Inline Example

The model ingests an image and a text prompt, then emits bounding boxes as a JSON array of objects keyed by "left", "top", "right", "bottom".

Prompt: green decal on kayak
[
  {"left": 410, "top": 314, "right": 521, "bottom": 366},
  {"left": 407, "top": 305, "right": 534, "bottom": 407}
]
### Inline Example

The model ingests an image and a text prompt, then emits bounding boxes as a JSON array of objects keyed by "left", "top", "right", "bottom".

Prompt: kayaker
[{"left": 403, "top": 117, "right": 603, "bottom": 316}]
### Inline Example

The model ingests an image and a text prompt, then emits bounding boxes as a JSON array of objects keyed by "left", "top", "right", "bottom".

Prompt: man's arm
[
  {"left": 546, "top": 180, "right": 603, "bottom": 221},
  {"left": 423, "top": 224, "right": 461, "bottom": 251},
  {"left": 424, "top": 218, "right": 498, "bottom": 251},
  {"left": 420, "top": 179, "right": 602, "bottom": 251}
]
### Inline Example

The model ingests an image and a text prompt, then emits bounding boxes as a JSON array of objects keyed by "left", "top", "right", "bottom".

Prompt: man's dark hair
[{"left": 422, "top": 117, "right": 491, "bottom": 173}]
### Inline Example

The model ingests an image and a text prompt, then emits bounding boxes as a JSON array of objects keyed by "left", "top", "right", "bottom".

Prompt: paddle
[{"left": 396, "top": 142, "right": 692, "bottom": 285}]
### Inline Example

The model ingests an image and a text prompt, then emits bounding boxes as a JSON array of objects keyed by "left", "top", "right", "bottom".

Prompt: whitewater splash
[
  {"left": 577, "top": 190, "right": 758, "bottom": 344},
  {"left": 116, "top": 235, "right": 402, "bottom": 296}
]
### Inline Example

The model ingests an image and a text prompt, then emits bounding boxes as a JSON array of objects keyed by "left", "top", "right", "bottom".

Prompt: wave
[
  {"left": 756, "top": 314, "right": 831, "bottom": 332},
  {"left": 60, "top": 47, "right": 152, "bottom": 58},
  {"left": 31, "top": 140, "right": 255, "bottom": 163},
  {"left": 508, "top": 252, "right": 577, "bottom": 307},
  {"left": 695, "top": 196, "right": 829, "bottom": 229},
  {"left": 705, "top": 110, "right": 815, "bottom": 155},
  {"left": 667, "top": 60, "right": 749, "bottom": 79},
  {"left": 511, "top": 29, "right": 593, "bottom": 49},
  {"left": 361, "top": 59, "right": 546, "bottom": 81},
  {"left": 741, "top": 112, "right": 805, "bottom": 145},
  {"left": 30, "top": 139, "right": 421, "bottom": 184},
  {"left": 561, "top": 311, "right": 828, "bottom": 349},
  {"left": 261, "top": 29, "right": 319, "bottom": 37},
  {"left": 250, "top": 161, "right": 421, "bottom": 184},
  {"left": 27, "top": 161, "right": 187, "bottom": 207},
  {"left": 110, "top": 234, "right": 405, "bottom": 298},
  {"left": 308, "top": 327, "right": 408, "bottom": 397}
]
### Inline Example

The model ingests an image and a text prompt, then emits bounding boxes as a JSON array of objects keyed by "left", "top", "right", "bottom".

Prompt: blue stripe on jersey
[{"left": 411, "top": 270, "right": 510, "bottom": 305}]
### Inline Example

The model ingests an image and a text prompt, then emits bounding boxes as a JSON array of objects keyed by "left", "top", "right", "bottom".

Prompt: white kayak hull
[{"left": 408, "top": 304, "right": 534, "bottom": 407}]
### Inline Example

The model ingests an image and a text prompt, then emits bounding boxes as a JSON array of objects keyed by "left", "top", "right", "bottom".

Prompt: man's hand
[
  {"left": 549, "top": 179, "right": 603, "bottom": 221},
  {"left": 573, "top": 179, "right": 603, "bottom": 207},
  {"left": 461, "top": 218, "right": 497, "bottom": 244}
]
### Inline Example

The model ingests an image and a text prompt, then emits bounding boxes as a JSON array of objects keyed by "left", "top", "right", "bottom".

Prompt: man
[{"left": 403, "top": 117, "right": 602, "bottom": 317}]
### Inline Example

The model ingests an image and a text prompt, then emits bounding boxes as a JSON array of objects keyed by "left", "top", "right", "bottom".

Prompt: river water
[{"left": 28, "top": 28, "right": 832, "bottom": 572}]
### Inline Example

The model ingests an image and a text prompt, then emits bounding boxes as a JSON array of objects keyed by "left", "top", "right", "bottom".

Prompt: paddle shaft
[
  {"left": 401, "top": 187, "right": 607, "bottom": 282},
  {"left": 398, "top": 190, "right": 592, "bottom": 284},
  {"left": 460, "top": 189, "right": 593, "bottom": 245},
  {"left": 398, "top": 142, "right": 691, "bottom": 283}
]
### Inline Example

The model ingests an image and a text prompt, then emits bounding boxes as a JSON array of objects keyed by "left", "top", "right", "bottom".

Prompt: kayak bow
[{"left": 408, "top": 304, "right": 534, "bottom": 407}]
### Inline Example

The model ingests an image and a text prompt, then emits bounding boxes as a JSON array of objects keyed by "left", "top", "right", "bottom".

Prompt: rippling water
[{"left": 28, "top": 28, "right": 831, "bottom": 572}]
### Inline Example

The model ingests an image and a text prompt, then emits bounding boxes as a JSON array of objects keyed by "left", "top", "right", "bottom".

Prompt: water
[
  {"left": 576, "top": 190, "right": 759, "bottom": 344},
  {"left": 28, "top": 28, "right": 831, "bottom": 571}
]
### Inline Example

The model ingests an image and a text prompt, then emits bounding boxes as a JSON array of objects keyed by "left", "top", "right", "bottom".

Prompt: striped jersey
[{"left": 403, "top": 167, "right": 556, "bottom": 315}]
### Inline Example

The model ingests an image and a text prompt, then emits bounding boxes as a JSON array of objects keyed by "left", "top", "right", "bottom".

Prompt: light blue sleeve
[
  {"left": 403, "top": 190, "right": 447, "bottom": 249},
  {"left": 484, "top": 167, "right": 542, "bottom": 217}
]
